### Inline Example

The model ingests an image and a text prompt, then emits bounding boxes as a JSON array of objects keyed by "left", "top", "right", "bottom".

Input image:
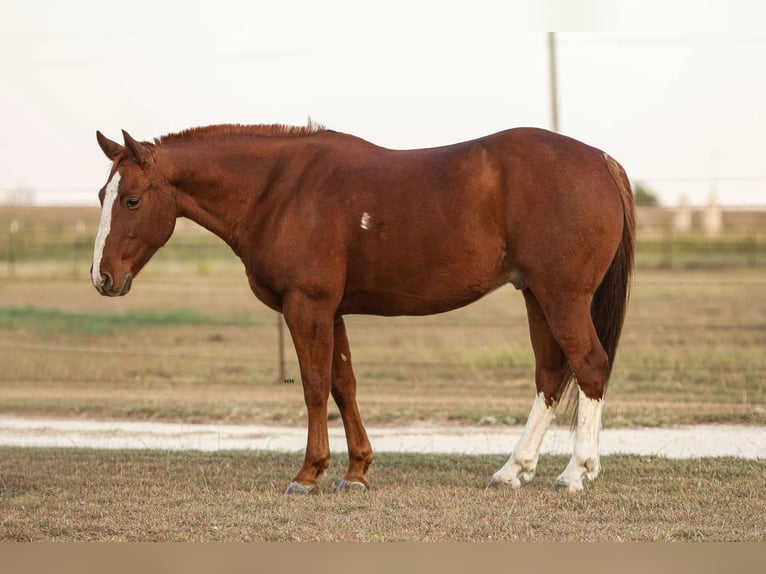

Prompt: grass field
[
  {"left": 1, "top": 207, "right": 765, "bottom": 542},
  {"left": 1, "top": 266, "right": 764, "bottom": 428},
  {"left": 1, "top": 448, "right": 764, "bottom": 541}
]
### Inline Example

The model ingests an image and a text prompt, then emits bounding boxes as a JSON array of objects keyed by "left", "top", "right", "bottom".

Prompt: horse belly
[
  {"left": 334, "top": 140, "right": 511, "bottom": 316},
  {"left": 340, "top": 240, "right": 511, "bottom": 316}
]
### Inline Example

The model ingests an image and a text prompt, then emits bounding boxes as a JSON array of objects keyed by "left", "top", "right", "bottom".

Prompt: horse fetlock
[
  {"left": 554, "top": 454, "right": 600, "bottom": 492},
  {"left": 315, "top": 460, "right": 330, "bottom": 478},
  {"left": 514, "top": 452, "right": 539, "bottom": 473},
  {"left": 488, "top": 465, "right": 527, "bottom": 489},
  {"left": 584, "top": 456, "right": 601, "bottom": 481},
  {"left": 519, "top": 470, "right": 536, "bottom": 484}
]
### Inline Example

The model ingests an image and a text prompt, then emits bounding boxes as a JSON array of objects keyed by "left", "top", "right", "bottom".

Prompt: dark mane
[{"left": 154, "top": 120, "right": 326, "bottom": 145}]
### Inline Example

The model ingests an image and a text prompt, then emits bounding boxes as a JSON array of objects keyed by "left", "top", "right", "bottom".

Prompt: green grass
[
  {"left": 1, "top": 448, "right": 764, "bottom": 541},
  {"left": 0, "top": 306, "right": 257, "bottom": 335},
  {"left": 636, "top": 233, "right": 766, "bottom": 269}
]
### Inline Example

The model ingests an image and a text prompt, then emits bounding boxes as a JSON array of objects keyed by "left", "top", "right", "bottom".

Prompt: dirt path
[{"left": 1, "top": 416, "right": 764, "bottom": 459}]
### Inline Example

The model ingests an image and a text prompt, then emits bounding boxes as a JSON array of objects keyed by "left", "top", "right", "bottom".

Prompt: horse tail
[
  {"left": 594, "top": 153, "right": 636, "bottom": 384},
  {"left": 561, "top": 153, "right": 636, "bottom": 422}
]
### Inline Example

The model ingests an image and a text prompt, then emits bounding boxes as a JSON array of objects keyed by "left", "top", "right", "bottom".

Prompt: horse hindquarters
[
  {"left": 547, "top": 157, "right": 635, "bottom": 490},
  {"left": 492, "top": 153, "right": 635, "bottom": 491}
]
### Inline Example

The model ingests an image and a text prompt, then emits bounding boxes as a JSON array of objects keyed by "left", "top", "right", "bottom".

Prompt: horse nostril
[{"left": 101, "top": 272, "right": 113, "bottom": 292}]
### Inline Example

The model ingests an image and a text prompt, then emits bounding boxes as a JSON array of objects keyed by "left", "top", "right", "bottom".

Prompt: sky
[{"left": 1, "top": 0, "right": 765, "bottom": 207}]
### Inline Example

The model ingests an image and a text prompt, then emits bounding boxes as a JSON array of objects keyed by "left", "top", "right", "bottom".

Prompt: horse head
[{"left": 92, "top": 130, "right": 176, "bottom": 296}]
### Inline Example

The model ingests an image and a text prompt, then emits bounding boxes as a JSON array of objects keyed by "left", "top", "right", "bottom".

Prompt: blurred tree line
[{"left": 633, "top": 182, "right": 659, "bottom": 206}]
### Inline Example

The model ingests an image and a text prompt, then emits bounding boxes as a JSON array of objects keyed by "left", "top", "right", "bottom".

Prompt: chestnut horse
[{"left": 92, "top": 123, "right": 635, "bottom": 494}]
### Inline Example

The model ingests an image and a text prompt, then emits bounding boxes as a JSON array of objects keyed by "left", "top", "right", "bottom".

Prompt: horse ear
[
  {"left": 96, "top": 131, "right": 124, "bottom": 160},
  {"left": 122, "top": 130, "right": 153, "bottom": 166}
]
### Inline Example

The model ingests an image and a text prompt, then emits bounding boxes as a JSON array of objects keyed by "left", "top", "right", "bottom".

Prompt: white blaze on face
[{"left": 91, "top": 171, "right": 121, "bottom": 287}]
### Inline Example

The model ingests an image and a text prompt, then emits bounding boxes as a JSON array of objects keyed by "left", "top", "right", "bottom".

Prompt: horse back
[{"left": 246, "top": 128, "right": 625, "bottom": 316}]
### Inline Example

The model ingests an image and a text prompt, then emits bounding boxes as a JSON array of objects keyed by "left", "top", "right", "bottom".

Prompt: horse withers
[{"left": 92, "top": 123, "right": 635, "bottom": 494}]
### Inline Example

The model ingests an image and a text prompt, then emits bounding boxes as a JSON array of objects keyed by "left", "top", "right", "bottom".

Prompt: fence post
[
  {"left": 747, "top": 233, "right": 757, "bottom": 268},
  {"left": 73, "top": 221, "right": 86, "bottom": 279},
  {"left": 663, "top": 228, "right": 674, "bottom": 268},
  {"left": 8, "top": 219, "right": 20, "bottom": 277}
]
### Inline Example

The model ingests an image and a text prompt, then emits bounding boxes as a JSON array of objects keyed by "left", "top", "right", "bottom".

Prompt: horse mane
[{"left": 154, "top": 119, "right": 327, "bottom": 146}]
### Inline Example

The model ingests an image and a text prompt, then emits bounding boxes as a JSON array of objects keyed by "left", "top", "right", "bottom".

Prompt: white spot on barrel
[
  {"left": 340, "top": 352, "right": 348, "bottom": 362},
  {"left": 92, "top": 172, "right": 121, "bottom": 287},
  {"left": 360, "top": 212, "right": 371, "bottom": 230}
]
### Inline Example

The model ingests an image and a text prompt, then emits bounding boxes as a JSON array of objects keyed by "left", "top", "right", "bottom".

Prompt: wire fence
[
  {"left": 2, "top": 232, "right": 766, "bottom": 280},
  {"left": 2, "top": 204, "right": 766, "bottom": 278}
]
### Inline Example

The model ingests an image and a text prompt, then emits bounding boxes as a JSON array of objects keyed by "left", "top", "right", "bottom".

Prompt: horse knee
[{"left": 299, "top": 368, "right": 332, "bottom": 404}]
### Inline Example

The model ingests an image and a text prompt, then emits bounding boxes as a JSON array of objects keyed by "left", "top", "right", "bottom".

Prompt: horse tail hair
[
  {"left": 594, "top": 154, "right": 636, "bottom": 384},
  {"left": 560, "top": 153, "right": 636, "bottom": 424}
]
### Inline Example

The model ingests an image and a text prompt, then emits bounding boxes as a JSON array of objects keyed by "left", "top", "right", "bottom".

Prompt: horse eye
[{"left": 126, "top": 198, "right": 141, "bottom": 209}]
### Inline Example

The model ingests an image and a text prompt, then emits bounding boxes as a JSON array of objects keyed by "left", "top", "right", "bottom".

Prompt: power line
[
  {"left": 548, "top": 32, "right": 559, "bottom": 133},
  {"left": 637, "top": 176, "right": 766, "bottom": 184},
  {"left": 557, "top": 34, "right": 766, "bottom": 46}
]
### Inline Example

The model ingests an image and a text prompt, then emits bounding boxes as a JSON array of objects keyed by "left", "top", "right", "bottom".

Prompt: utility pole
[{"left": 548, "top": 32, "right": 560, "bottom": 133}]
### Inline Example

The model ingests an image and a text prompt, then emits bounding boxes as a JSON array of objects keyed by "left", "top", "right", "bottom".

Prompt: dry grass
[
  {"left": 1, "top": 448, "right": 764, "bottom": 541},
  {"left": 2, "top": 209, "right": 765, "bottom": 544}
]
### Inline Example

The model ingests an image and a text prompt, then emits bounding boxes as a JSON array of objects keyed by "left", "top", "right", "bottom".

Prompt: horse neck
[{"left": 158, "top": 142, "right": 279, "bottom": 254}]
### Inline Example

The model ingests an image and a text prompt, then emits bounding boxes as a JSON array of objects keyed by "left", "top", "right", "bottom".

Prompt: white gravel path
[{"left": 1, "top": 416, "right": 764, "bottom": 459}]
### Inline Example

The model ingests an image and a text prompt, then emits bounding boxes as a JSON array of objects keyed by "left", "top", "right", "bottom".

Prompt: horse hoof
[
  {"left": 551, "top": 479, "right": 582, "bottom": 493},
  {"left": 335, "top": 479, "right": 368, "bottom": 493},
  {"left": 486, "top": 477, "right": 520, "bottom": 490},
  {"left": 284, "top": 481, "right": 320, "bottom": 495}
]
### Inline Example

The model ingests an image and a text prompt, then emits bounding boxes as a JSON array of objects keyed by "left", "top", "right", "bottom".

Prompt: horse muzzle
[{"left": 93, "top": 271, "right": 132, "bottom": 297}]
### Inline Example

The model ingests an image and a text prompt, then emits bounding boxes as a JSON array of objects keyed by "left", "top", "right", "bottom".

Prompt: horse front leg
[
  {"left": 282, "top": 295, "right": 335, "bottom": 495},
  {"left": 331, "top": 316, "right": 373, "bottom": 492}
]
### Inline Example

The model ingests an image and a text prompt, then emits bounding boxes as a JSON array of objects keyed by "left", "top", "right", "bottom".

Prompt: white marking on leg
[
  {"left": 360, "top": 212, "right": 371, "bottom": 230},
  {"left": 92, "top": 172, "right": 121, "bottom": 288},
  {"left": 340, "top": 352, "right": 348, "bottom": 362},
  {"left": 491, "top": 392, "right": 557, "bottom": 488},
  {"left": 555, "top": 388, "right": 604, "bottom": 491}
]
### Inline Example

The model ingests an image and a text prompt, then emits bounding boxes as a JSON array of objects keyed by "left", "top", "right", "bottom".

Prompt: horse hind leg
[
  {"left": 552, "top": 387, "right": 605, "bottom": 492},
  {"left": 488, "top": 289, "right": 569, "bottom": 489},
  {"left": 543, "top": 295, "right": 610, "bottom": 492},
  {"left": 330, "top": 317, "right": 373, "bottom": 492}
]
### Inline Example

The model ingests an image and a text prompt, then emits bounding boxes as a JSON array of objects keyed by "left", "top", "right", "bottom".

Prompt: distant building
[
  {"left": 0, "top": 185, "right": 36, "bottom": 206},
  {"left": 702, "top": 194, "right": 722, "bottom": 236}
]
